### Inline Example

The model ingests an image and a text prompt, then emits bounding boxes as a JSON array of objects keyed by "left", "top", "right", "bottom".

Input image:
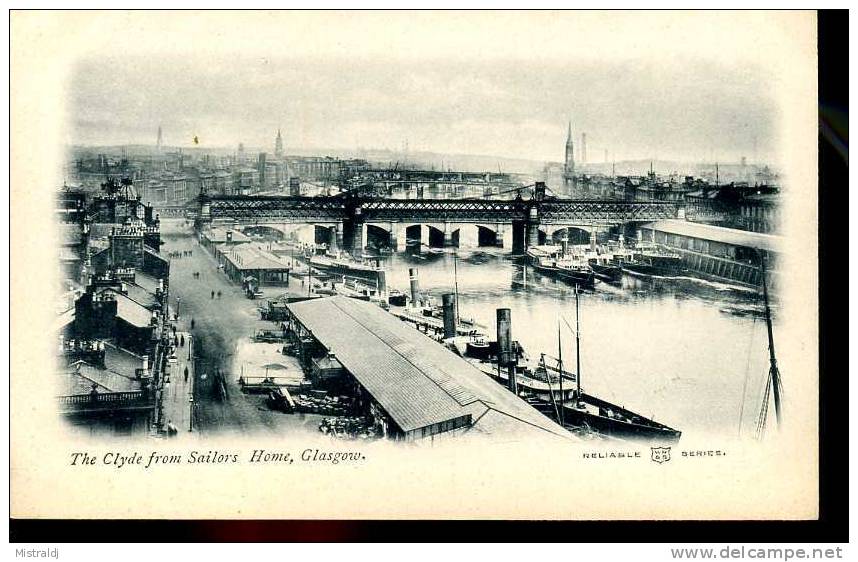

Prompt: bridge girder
[
  {"left": 202, "top": 195, "right": 678, "bottom": 225},
  {"left": 206, "top": 196, "right": 349, "bottom": 222}
]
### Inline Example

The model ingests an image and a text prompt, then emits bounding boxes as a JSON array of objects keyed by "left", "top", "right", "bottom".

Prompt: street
[
  {"left": 161, "top": 331, "right": 194, "bottom": 434},
  {"left": 160, "top": 219, "right": 326, "bottom": 437}
]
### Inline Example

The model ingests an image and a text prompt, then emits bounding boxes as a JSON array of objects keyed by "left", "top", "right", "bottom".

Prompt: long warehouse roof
[
  {"left": 286, "top": 296, "right": 571, "bottom": 441},
  {"left": 642, "top": 219, "right": 784, "bottom": 252}
]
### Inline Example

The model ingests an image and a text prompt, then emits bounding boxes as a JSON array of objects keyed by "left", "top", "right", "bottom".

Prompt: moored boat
[
  {"left": 309, "top": 253, "right": 385, "bottom": 283},
  {"left": 621, "top": 242, "right": 685, "bottom": 277},
  {"left": 526, "top": 245, "right": 596, "bottom": 288}
]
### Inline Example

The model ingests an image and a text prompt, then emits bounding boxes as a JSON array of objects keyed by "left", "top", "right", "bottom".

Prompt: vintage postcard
[{"left": 11, "top": 10, "right": 819, "bottom": 520}]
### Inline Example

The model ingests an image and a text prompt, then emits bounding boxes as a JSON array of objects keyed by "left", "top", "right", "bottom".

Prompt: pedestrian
[
  {"left": 184, "top": 366, "right": 189, "bottom": 382},
  {"left": 190, "top": 318, "right": 195, "bottom": 330},
  {"left": 180, "top": 334, "right": 185, "bottom": 347},
  {"left": 217, "top": 290, "right": 221, "bottom": 299},
  {"left": 211, "top": 290, "right": 215, "bottom": 299}
]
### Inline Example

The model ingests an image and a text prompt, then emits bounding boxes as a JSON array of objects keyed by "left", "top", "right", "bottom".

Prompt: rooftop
[
  {"left": 59, "top": 360, "right": 141, "bottom": 396},
  {"left": 203, "top": 227, "right": 252, "bottom": 244},
  {"left": 222, "top": 244, "right": 292, "bottom": 272},
  {"left": 286, "top": 296, "right": 571, "bottom": 440},
  {"left": 642, "top": 219, "right": 784, "bottom": 253},
  {"left": 103, "top": 341, "right": 147, "bottom": 377},
  {"left": 110, "top": 292, "right": 154, "bottom": 328}
]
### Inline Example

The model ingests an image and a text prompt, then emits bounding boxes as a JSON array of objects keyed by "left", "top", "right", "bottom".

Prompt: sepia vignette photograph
[{"left": 10, "top": 9, "right": 825, "bottom": 525}]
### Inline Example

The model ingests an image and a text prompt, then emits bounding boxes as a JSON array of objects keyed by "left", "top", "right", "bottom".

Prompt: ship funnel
[
  {"left": 496, "top": 308, "right": 517, "bottom": 394},
  {"left": 496, "top": 308, "right": 513, "bottom": 366},
  {"left": 442, "top": 293, "right": 457, "bottom": 339},
  {"left": 408, "top": 268, "right": 420, "bottom": 307},
  {"left": 376, "top": 270, "right": 387, "bottom": 295}
]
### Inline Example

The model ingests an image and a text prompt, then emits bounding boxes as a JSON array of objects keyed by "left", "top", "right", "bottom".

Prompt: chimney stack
[
  {"left": 408, "top": 268, "right": 420, "bottom": 307},
  {"left": 441, "top": 293, "right": 457, "bottom": 339},
  {"left": 496, "top": 308, "right": 517, "bottom": 394}
]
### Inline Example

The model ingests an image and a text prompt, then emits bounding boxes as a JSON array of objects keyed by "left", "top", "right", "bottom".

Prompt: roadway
[{"left": 159, "top": 219, "right": 326, "bottom": 437}]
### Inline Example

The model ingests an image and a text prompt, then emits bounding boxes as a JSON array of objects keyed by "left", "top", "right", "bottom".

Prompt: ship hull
[
  {"left": 528, "top": 394, "right": 681, "bottom": 444},
  {"left": 621, "top": 263, "right": 684, "bottom": 277},
  {"left": 591, "top": 263, "right": 622, "bottom": 283},
  {"left": 309, "top": 258, "right": 382, "bottom": 282},
  {"left": 532, "top": 264, "right": 596, "bottom": 288}
]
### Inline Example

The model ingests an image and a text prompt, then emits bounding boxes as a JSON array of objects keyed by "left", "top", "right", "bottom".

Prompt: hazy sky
[{"left": 69, "top": 54, "right": 778, "bottom": 164}]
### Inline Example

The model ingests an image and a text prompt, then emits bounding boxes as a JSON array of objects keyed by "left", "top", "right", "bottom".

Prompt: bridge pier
[
  {"left": 512, "top": 220, "right": 526, "bottom": 255},
  {"left": 443, "top": 223, "right": 455, "bottom": 247},
  {"left": 392, "top": 224, "right": 408, "bottom": 251},
  {"left": 328, "top": 223, "right": 342, "bottom": 254},
  {"left": 495, "top": 223, "right": 510, "bottom": 249},
  {"left": 457, "top": 225, "right": 477, "bottom": 249},
  {"left": 342, "top": 221, "right": 366, "bottom": 259},
  {"left": 526, "top": 222, "right": 540, "bottom": 249}
]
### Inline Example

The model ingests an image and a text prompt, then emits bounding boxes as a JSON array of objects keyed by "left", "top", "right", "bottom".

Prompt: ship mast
[
  {"left": 557, "top": 321, "right": 564, "bottom": 426},
  {"left": 453, "top": 250, "right": 460, "bottom": 321},
  {"left": 575, "top": 284, "right": 582, "bottom": 406},
  {"left": 755, "top": 252, "right": 782, "bottom": 438}
]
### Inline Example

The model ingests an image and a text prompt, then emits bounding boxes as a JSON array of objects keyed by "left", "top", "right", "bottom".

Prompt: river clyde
[{"left": 380, "top": 248, "right": 776, "bottom": 441}]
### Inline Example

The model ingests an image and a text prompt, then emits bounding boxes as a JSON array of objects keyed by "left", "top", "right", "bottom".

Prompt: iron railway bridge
[{"left": 193, "top": 192, "right": 680, "bottom": 255}]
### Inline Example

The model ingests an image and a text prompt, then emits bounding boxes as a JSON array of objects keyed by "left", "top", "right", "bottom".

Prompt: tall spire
[
  {"left": 156, "top": 125, "right": 163, "bottom": 153},
  {"left": 563, "top": 118, "right": 575, "bottom": 190},
  {"left": 275, "top": 128, "right": 284, "bottom": 158}
]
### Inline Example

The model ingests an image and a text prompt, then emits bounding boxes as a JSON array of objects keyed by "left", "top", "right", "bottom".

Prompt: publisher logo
[{"left": 650, "top": 446, "right": 671, "bottom": 464}]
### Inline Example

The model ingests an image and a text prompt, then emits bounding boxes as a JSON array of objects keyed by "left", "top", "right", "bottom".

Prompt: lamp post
[
  {"left": 188, "top": 396, "right": 194, "bottom": 432},
  {"left": 176, "top": 296, "right": 181, "bottom": 320}
]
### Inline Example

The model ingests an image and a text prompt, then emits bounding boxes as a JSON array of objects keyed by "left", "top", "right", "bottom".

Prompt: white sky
[{"left": 64, "top": 12, "right": 803, "bottom": 165}]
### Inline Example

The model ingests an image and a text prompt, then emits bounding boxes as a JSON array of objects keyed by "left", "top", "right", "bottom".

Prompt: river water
[{"left": 379, "top": 248, "right": 775, "bottom": 440}]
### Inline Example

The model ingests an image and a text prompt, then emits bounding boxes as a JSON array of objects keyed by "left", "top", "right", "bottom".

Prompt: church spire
[
  {"left": 275, "top": 128, "right": 284, "bottom": 158},
  {"left": 564, "top": 118, "right": 575, "bottom": 189}
]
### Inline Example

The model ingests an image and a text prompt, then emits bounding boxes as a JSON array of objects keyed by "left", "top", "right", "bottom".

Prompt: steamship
[
  {"left": 308, "top": 253, "right": 386, "bottom": 284},
  {"left": 619, "top": 242, "right": 685, "bottom": 277},
  {"left": 525, "top": 245, "right": 596, "bottom": 288}
]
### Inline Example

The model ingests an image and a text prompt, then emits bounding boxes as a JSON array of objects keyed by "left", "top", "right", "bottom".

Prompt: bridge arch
[
  {"left": 546, "top": 226, "right": 592, "bottom": 245},
  {"left": 366, "top": 223, "right": 393, "bottom": 250},
  {"left": 426, "top": 225, "right": 445, "bottom": 248},
  {"left": 401, "top": 223, "right": 448, "bottom": 249}
]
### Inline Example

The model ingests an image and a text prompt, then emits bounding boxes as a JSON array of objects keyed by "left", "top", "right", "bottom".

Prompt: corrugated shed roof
[
  {"left": 287, "top": 297, "right": 571, "bottom": 439},
  {"left": 642, "top": 219, "right": 783, "bottom": 252},
  {"left": 205, "top": 227, "right": 252, "bottom": 243},
  {"left": 224, "top": 246, "right": 291, "bottom": 271}
]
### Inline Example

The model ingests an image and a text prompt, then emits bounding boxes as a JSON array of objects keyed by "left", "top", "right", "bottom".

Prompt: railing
[{"left": 58, "top": 391, "right": 153, "bottom": 410}]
